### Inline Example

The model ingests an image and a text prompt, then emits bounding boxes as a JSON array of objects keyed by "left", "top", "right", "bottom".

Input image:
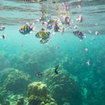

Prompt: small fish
[
  {"left": 19, "top": 24, "right": 35, "bottom": 35},
  {"left": 65, "top": 17, "right": 71, "bottom": 26},
  {"left": 2, "top": 34, "right": 6, "bottom": 39},
  {"left": 0, "top": 26, "right": 5, "bottom": 31},
  {"left": 77, "top": 15, "right": 83, "bottom": 22},
  {"left": 86, "top": 60, "right": 90, "bottom": 66},
  {"left": 47, "top": 24, "right": 53, "bottom": 30},
  {"left": 95, "top": 31, "right": 99, "bottom": 35},
  {"left": 19, "top": 26, "right": 32, "bottom": 34},
  {"left": 36, "top": 72, "right": 43, "bottom": 78},
  {"left": 53, "top": 24, "right": 60, "bottom": 32},
  {"left": 77, "top": 5, "right": 82, "bottom": 9},
  {"left": 54, "top": 64, "right": 61, "bottom": 74},
  {"left": 74, "top": 25, "right": 78, "bottom": 29},
  {"left": 73, "top": 31, "right": 84, "bottom": 39},
  {"left": 85, "top": 48, "right": 88, "bottom": 52}
]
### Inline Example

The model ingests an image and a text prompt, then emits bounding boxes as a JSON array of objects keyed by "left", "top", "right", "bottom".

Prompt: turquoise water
[{"left": 0, "top": 0, "right": 105, "bottom": 105}]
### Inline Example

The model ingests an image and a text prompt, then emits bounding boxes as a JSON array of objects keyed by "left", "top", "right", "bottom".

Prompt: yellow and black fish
[
  {"left": 19, "top": 25, "right": 33, "bottom": 35},
  {"left": 73, "top": 31, "right": 84, "bottom": 39},
  {"left": 54, "top": 64, "right": 61, "bottom": 74}
]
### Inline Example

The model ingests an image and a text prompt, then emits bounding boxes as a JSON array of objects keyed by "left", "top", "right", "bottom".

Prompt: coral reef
[
  {"left": 0, "top": 51, "right": 10, "bottom": 71},
  {"left": 27, "top": 82, "right": 57, "bottom": 105},
  {"left": 81, "top": 69, "right": 105, "bottom": 105},
  {"left": 43, "top": 68, "right": 82, "bottom": 105},
  {"left": 0, "top": 87, "right": 9, "bottom": 105},
  {"left": 10, "top": 48, "right": 59, "bottom": 78},
  {"left": 16, "top": 97, "right": 24, "bottom": 105},
  {"left": 9, "top": 52, "right": 44, "bottom": 78},
  {"left": 0, "top": 68, "right": 15, "bottom": 85},
  {"left": 3, "top": 69, "right": 31, "bottom": 94},
  {"left": 0, "top": 68, "right": 15, "bottom": 105}
]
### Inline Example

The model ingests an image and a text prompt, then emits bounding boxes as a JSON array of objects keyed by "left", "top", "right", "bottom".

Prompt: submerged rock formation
[
  {"left": 27, "top": 82, "right": 57, "bottom": 105},
  {"left": 3, "top": 69, "right": 30, "bottom": 94},
  {"left": 44, "top": 68, "right": 83, "bottom": 105}
]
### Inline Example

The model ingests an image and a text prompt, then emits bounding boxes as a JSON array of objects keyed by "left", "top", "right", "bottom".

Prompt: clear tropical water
[{"left": 0, "top": 0, "right": 105, "bottom": 105}]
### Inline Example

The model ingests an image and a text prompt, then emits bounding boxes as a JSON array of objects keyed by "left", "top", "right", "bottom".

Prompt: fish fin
[
  {"left": 29, "top": 31, "right": 33, "bottom": 34},
  {"left": 32, "top": 27, "right": 36, "bottom": 31}
]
